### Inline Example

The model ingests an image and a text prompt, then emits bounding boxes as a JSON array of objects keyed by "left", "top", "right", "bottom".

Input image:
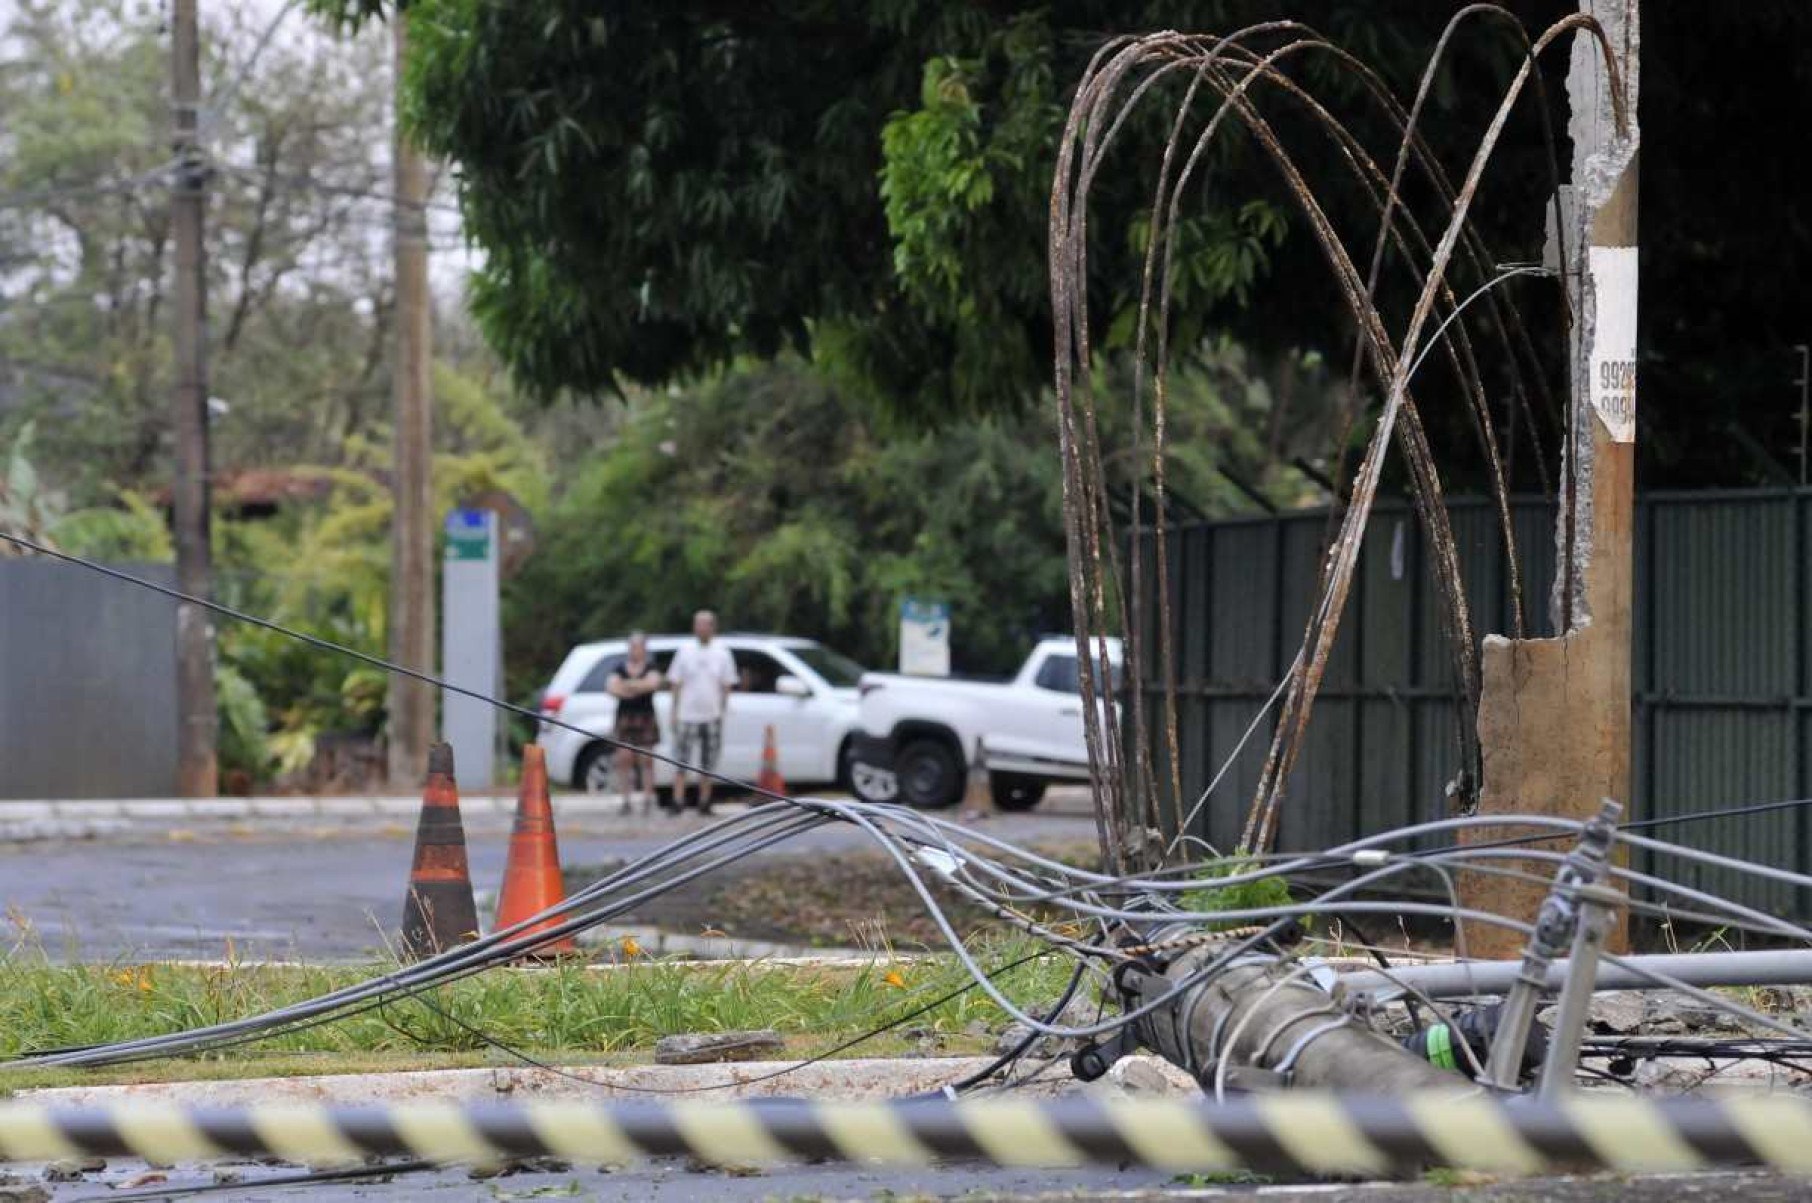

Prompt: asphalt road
[
  {"left": 13, "top": 1161, "right": 1812, "bottom": 1202},
  {"left": 0, "top": 795, "right": 1099, "bottom": 963}
]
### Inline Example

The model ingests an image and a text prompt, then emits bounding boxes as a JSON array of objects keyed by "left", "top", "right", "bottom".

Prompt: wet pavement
[{"left": 0, "top": 794, "right": 1098, "bottom": 963}]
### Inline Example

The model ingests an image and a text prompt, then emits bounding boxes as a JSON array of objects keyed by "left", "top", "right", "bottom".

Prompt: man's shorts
[{"left": 675, "top": 719, "right": 724, "bottom": 772}]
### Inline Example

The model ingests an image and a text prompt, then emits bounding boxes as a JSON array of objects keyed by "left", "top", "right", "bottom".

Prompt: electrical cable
[
  {"left": 0, "top": 531, "right": 813, "bottom": 809},
  {"left": 14, "top": 532, "right": 1812, "bottom": 1083},
  {"left": 88, "top": 1159, "right": 438, "bottom": 1203},
  {"left": 937, "top": 960, "right": 1090, "bottom": 1095},
  {"left": 397, "top": 948, "right": 1062, "bottom": 1097}
]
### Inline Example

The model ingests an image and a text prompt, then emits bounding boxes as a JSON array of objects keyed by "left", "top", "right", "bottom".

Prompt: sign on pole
[
  {"left": 899, "top": 597, "right": 950, "bottom": 677},
  {"left": 442, "top": 508, "right": 500, "bottom": 788}
]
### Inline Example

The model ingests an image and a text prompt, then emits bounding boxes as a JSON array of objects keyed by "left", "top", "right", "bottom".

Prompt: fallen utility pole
[
  {"left": 1099, "top": 937, "right": 1462, "bottom": 1095},
  {"left": 386, "top": 11, "right": 436, "bottom": 789},
  {"left": 170, "top": 0, "right": 217, "bottom": 797},
  {"left": 1462, "top": 0, "right": 1640, "bottom": 958}
]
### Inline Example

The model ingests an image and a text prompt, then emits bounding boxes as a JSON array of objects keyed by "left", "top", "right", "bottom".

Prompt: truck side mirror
[{"left": 776, "top": 674, "right": 811, "bottom": 699}]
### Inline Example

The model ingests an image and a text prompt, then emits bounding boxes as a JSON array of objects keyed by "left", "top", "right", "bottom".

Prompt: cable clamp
[{"left": 912, "top": 848, "right": 966, "bottom": 879}]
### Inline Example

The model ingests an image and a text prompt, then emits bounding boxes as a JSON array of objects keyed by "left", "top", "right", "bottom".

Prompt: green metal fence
[{"left": 1133, "top": 489, "right": 1812, "bottom": 916}]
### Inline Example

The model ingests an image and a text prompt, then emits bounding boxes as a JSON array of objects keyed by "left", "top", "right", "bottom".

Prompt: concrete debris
[
  {"left": 1630, "top": 1056, "right": 1802, "bottom": 1094},
  {"left": 0, "top": 1185, "right": 51, "bottom": 1203},
  {"left": 39, "top": 1160, "right": 103, "bottom": 1183},
  {"left": 653, "top": 1030, "right": 786, "bottom": 1065},
  {"left": 1094, "top": 1055, "right": 1198, "bottom": 1097},
  {"left": 1533, "top": 990, "right": 1755, "bottom": 1037}
]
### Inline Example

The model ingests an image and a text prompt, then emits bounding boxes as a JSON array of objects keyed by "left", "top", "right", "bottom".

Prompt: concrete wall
[{"left": 0, "top": 560, "right": 179, "bottom": 799}]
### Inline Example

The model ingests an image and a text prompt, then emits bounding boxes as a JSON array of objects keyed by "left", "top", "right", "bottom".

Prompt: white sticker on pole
[{"left": 1588, "top": 245, "right": 1638, "bottom": 442}]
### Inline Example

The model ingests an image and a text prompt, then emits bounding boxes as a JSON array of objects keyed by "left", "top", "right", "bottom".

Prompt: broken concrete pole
[{"left": 1461, "top": 0, "right": 1639, "bottom": 959}]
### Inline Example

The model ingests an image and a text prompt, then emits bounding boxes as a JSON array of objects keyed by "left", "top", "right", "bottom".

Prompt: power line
[{"left": 0, "top": 528, "right": 791, "bottom": 806}]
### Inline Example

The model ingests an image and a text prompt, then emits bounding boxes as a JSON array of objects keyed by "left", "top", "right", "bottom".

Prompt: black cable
[
  {"left": 10, "top": 810, "right": 830, "bottom": 1067},
  {"left": 938, "top": 959, "right": 1090, "bottom": 1095},
  {"left": 0, "top": 531, "right": 801, "bottom": 809},
  {"left": 81, "top": 1158, "right": 435, "bottom": 1202},
  {"left": 398, "top": 950, "right": 1057, "bottom": 1096},
  {"left": 10, "top": 529, "right": 1807, "bottom": 870}
]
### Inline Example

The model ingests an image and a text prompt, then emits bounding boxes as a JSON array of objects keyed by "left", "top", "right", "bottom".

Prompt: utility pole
[
  {"left": 1462, "top": 0, "right": 1639, "bottom": 957},
  {"left": 170, "top": 0, "right": 217, "bottom": 797},
  {"left": 387, "top": 11, "right": 435, "bottom": 789},
  {"left": 1105, "top": 938, "right": 1464, "bottom": 1094}
]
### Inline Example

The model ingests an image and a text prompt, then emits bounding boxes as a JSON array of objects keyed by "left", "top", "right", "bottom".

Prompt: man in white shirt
[{"left": 667, "top": 609, "right": 738, "bottom": 813}]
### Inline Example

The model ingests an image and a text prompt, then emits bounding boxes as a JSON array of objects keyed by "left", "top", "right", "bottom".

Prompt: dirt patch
[{"left": 569, "top": 840, "right": 1099, "bottom": 949}]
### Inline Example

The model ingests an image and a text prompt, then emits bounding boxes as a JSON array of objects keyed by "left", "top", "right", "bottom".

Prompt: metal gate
[{"left": 1, "top": 559, "right": 179, "bottom": 799}]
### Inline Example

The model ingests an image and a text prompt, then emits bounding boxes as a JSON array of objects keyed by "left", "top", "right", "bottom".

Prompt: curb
[
  {"left": 12, "top": 1055, "right": 1195, "bottom": 1110},
  {"left": 0, "top": 796, "right": 753, "bottom": 841}
]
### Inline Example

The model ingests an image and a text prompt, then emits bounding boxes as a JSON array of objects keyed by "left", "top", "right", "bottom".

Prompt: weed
[
  {"left": 1171, "top": 1169, "right": 1273, "bottom": 1186},
  {"left": 1177, "top": 859, "right": 1294, "bottom": 930}
]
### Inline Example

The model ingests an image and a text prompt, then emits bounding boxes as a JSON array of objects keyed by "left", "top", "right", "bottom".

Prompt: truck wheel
[
  {"left": 989, "top": 773, "right": 1046, "bottom": 812},
  {"left": 896, "top": 739, "right": 963, "bottom": 809}
]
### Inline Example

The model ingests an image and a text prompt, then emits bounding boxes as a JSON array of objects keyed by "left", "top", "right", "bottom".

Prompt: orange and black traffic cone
[
  {"left": 494, "top": 743, "right": 577, "bottom": 958},
  {"left": 399, "top": 742, "right": 481, "bottom": 961},
  {"left": 756, "top": 724, "right": 787, "bottom": 796}
]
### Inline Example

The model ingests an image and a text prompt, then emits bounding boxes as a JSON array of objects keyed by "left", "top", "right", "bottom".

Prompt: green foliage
[
  {"left": 504, "top": 349, "right": 1334, "bottom": 694},
  {"left": 503, "top": 357, "right": 1073, "bottom": 690},
  {"left": 215, "top": 661, "right": 274, "bottom": 782},
  {"left": 205, "top": 363, "right": 553, "bottom": 786},
  {"left": 1178, "top": 859, "right": 1295, "bottom": 929},
  {"left": 382, "top": 1, "right": 1281, "bottom": 424},
  {"left": 0, "top": 423, "right": 63, "bottom": 550},
  {"left": 358, "top": 0, "right": 1590, "bottom": 454},
  {"left": 50, "top": 491, "right": 172, "bottom": 562}
]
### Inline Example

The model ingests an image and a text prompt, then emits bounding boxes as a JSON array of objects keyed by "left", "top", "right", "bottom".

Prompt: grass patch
[{"left": 0, "top": 947, "right": 1072, "bottom": 1089}]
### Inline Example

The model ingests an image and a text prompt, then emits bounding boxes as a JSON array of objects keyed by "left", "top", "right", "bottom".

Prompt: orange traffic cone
[
  {"left": 400, "top": 742, "right": 481, "bottom": 961},
  {"left": 756, "top": 724, "right": 788, "bottom": 796},
  {"left": 494, "top": 744, "right": 577, "bottom": 958}
]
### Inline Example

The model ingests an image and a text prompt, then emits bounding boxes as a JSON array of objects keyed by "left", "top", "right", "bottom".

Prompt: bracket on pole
[{"left": 1480, "top": 798, "right": 1622, "bottom": 1091}]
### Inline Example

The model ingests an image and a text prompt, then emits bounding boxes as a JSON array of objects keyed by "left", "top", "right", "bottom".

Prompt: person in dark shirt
[{"left": 607, "top": 631, "right": 664, "bottom": 812}]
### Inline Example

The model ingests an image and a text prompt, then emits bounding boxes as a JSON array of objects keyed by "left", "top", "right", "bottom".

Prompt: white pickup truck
[{"left": 849, "top": 636, "right": 1123, "bottom": 810}]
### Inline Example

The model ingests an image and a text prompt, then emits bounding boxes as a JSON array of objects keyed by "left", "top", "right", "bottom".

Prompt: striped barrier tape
[{"left": 4, "top": 1093, "right": 1812, "bottom": 1175}]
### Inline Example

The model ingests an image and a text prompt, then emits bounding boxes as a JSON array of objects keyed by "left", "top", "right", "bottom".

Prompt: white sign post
[
  {"left": 899, "top": 597, "right": 950, "bottom": 677},
  {"left": 441, "top": 508, "right": 500, "bottom": 788}
]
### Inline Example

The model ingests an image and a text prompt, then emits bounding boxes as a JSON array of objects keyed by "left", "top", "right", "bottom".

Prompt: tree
[
  {"left": 502, "top": 349, "right": 1335, "bottom": 696},
  {"left": 317, "top": 1, "right": 1812, "bottom": 492},
  {"left": 301, "top": 3, "right": 1570, "bottom": 452},
  {"left": 0, "top": 0, "right": 400, "bottom": 499}
]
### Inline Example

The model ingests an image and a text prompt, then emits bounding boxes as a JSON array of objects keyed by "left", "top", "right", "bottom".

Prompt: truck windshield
[{"left": 790, "top": 644, "right": 867, "bottom": 688}]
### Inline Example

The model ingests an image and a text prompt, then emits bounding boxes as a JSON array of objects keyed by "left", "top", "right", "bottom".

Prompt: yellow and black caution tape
[{"left": 3, "top": 1093, "right": 1812, "bottom": 1174}]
